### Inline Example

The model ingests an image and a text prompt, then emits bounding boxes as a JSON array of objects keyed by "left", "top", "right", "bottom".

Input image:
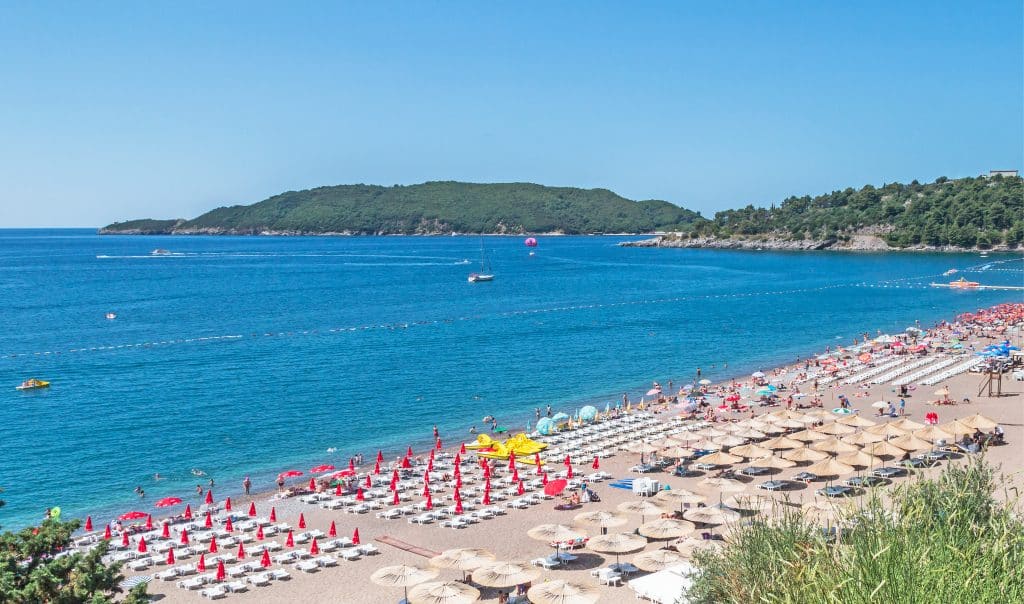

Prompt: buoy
[{"left": 106, "top": 313, "right": 116, "bottom": 320}]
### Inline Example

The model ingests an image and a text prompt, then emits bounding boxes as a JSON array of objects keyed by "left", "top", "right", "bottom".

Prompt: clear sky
[{"left": 1, "top": 1, "right": 1021, "bottom": 227}]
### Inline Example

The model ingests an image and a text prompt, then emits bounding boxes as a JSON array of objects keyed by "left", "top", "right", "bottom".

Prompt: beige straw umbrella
[
  {"left": 722, "top": 493, "right": 779, "bottom": 512},
  {"left": 694, "top": 451, "right": 743, "bottom": 466},
  {"left": 890, "top": 418, "right": 925, "bottom": 431},
  {"left": 526, "top": 580, "right": 600, "bottom": 604},
  {"left": 769, "top": 409, "right": 805, "bottom": 420},
  {"left": 889, "top": 434, "right": 934, "bottom": 452},
  {"left": 806, "top": 457, "right": 855, "bottom": 477},
  {"left": 587, "top": 532, "right": 647, "bottom": 568},
  {"left": 573, "top": 511, "right": 627, "bottom": 535},
  {"left": 471, "top": 561, "right": 540, "bottom": 588},
  {"left": 837, "top": 414, "right": 877, "bottom": 428},
  {"left": 860, "top": 440, "right": 908, "bottom": 458},
  {"left": 781, "top": 446, "right": 829, "bottom": 463},
  {"left": 628, "top": 441, "right": 662, "bottom": 455},
  {"left": 789, "top": 429, "right": 829, "bottom": 443},
  {"left": 429, "top": 548, "right": 497, "bottom": 581},
  {"left": 659, "top": 445, "right": 693, "bottom": 459},
  {"left": 810, "top": 436, "right": 860, "bottom": 455},
  {"left": 814, "top": 422, "right": 856, "bottom": 436},
  {"left": 683, "top": 506, "right": 741, "bottom": 525},
  {"left": 673, "top": 536, "right": 724, "bottom": 557},
  {"left": 940, "top": 420, "right": 975, "bottom": 438},
  {"left": 638, "top": 518, "right": 695, "bottom": 539},
  {"left": 913, "top": 425, "right": 954, "bottom": 443},
  {"left": 407, "top": 581, "right": 480, "bottom": 604},
  {"left": 698, "top": 427, "right": 731, "bottom": 438},
  {"left": 836, "top": 450, "right": 882, "bottom": 468},
  {"left": 746, "top": 420, "right": 781, "bottom": 433},
  {"left": 655, "top": 489, "right": 706, "bottom": 513},
  {"left": 699, "top": 477, "right": 747, "bottom": 493},
  {"left": 865, "top": 422, "right": 909, "bottom": 438},
  {"left": 732, "top": 428, "right": 767, "bottom": 440},
  {"left": 711, "top": 435, "right": 748, "bottom": 448},
  {"left": 632, "top": 549, "right": 688, "bottom": 572},
  {"left": 748, "top": 455, "right": 796, "bottom": 470},
  {"left": 841, "top": 431, "right": 885, "bottom": 446},
  {"left": 371, "top": 565, "right": 440, "bottom": 604},
  {"left": 959, "top": 414, "right": 999, "bottom": 431},
  {"left": 804, "top": 409, "right": 838, "bottom": 421},
  {"left": 761, "top": 435, "right": 803, "bottom": 450},
  {"left": 527, "top": 524, "right": 586, "bottom": 561},
  {"left": 728, "top": 443, "right": 773, "bottom": 459},
  {"left": 617, "top": 500, "right": 668, "bottom": 523},
  {"left": 769, "top": 418, "right": 806, "bottom": 430}
]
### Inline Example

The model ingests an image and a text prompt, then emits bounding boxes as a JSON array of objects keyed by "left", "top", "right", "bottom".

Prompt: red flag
[
  {"left": 298, "top": 513, "right": 306, "bottom": 529},
  {"left": 310, "top": 537, "right": 320, "bottom": 555},
  {"left": 592, "top": 456, "right": 600, "bottom": 470},
  {"left": 328, "top": 520, "right": 337, "bottom": 537},
  {"left": 85, "top": 516, "right": 93, "bottom": 532},
  {"left": 103, "top": 525, "right": 111, "bottom": 540},
  {"left": 256, "top": 525, "right": 264, "bottom": 541},
  {"left": 285, "top": 530, "right": 294, "bottom": 548},
  {"left": 269, "top": 507, "right": 277, "bottom": 522},
  {"left": 180, "top": 528, "right": 190, "bottom": 545},
  {"left": 352, "top": 528, "right": 360, "bottom": 545},
  {"left": 145, "top": 514, "right": 153, "bottom": 530},
  {"left": 209, "top": 535, "right": 218, "bottom": 553},
  {"left": 260, "top": 549, "right": 271, "bottom": 568},
  {"left": 184, "top": 504, "right": 193, "bottom": 520},
  {"left": 356, "top": 488, "right": 365, "bottom": 501},
  {"left": 225, "top": 497, "right": 232, "bottom": 512},
  {"left": 248, "top": 502, "right": 257, "bottom": 517},
  {"left": 204, "top": 512, "right": 213, "bottom": 528},
  {"left": 225, "top": 516, "right": 234, "bottom": 532},
  {"left": 237, "top": 541, "right": 246, "bottom": 559},
  {"left": 138, "top": 536, "right": 148, "bottom": 553},
  {"left": 205, "top": 490, "right": 213, "bottom": 505},
  {"left": 197, "top": 553, "right": 206, "bottom": 573},
  {"left": 215, "top": 560, "right": 225, "bottom": 582},
  {"left": 166, "top": 547, "right": 175, "bottom": 565},
  {"left": 161, "top": 522, "right": 170, "bottom": 539}
]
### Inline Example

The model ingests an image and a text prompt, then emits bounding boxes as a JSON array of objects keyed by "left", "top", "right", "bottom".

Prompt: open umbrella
[
  {"left": 118, "top": 511, "right": 147, "bottom": 521},
  {"left": 723, "top": 493, "right": 780, "bottom": 512},
  {"left": 693, "top": 451, "right": 743, "bottom": 466},
  {"left": 914, "top": 425, "right": 954, "bottom": 443},
  {"left": 371, "top": 565, "right": 439, "bottom": 604},
  {"left": 865, "top": 422, "right": 908, "bottom": 438},
  {"left": 673, "top": 536, "right": 725, "bottom": 557},
  {"left": 806, "top": 457, "right": 855, "bottom": 477},
  {"left": 278, "top": 470, "right": 303, "bottom": 479},
  {"left": 527, "top": 580, "right": 600, "bottom": 604},
  {"left": 781, "top": 446, "right": 829, "bottom": 463},
  {"left": 699, "top": 477, "right": 747, "bottom": 493},
  {"left": 761, "top": 435, "right": 803, "bottom": 450},
  {"left": 655, "top": 489, "right": 706, "bottom": 512},
  {"left": 842, "top": 431, "right": 885, "bottom": 446},
  {"left": 154, "top": 497, "right": 182, "bottom": 508},
  {"left": 633, "top": 549, "right": 688, "bottom": 572},
  {"left": 573, "top": 510, "right": 628, "bottom": 531},
  {"left": 429, "top": 548, "right": 496, "bottom": 578},
  {"left": 544, "top": 479, "right": 568, "bottom": 497},
  {"left": 616, "top": 500, "right": 668, "bottom": 523},
  {"left": 587, "top": 532, "right": 647, "bottom": 568},
  {"left": 407, "top": 581, "right": 480, "bottom": 604},
  {"left": 891, "top": 418, "right": 925, "bottom": 431},
  {"left": 814, "top": 422, "right": 856, "bottom": 436},
  {"left": 748, "top": 455, "right": 796, "bottom": 470},
  {"left": 471, "top": 561, "right": 540, "bottom": 588},
  {"left": 787, "top": 429, "right": 829, "bottom": 443},
  {"left": 638, "top": 518, "right": 694, "bottom": 539},
  {"left": 310, "top": 464, "right": 335, "bottom": 473},
  {"left": 958, "top": 414, "right": 999, "bottom": 430},
  {"left": 527, "top": 524, "right": 585, "bottom": 561},
  {"left": 940, "top": 420, "right": 975, "bottom": 438},
  {"left": 838, "top": 414, "right": 876, "bottom": 428},
  {"left": 860, "top": 440, "right": 907, "bottom": 457},
  {"left": 836, "top": 450, "right": 882, "bottom": 468},
  {"left": 711, "top": 435, "right": 748, "bottom": 448},
  {"left": 683, "top": 507, "right": 741, "bottom": 525},
  {"left": 810, "top": 437, "right": 860, "bottom": 455}
]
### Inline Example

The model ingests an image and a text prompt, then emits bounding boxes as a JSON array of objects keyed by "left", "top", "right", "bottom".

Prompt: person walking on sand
[
  {"left": 899, "top": 398, "right": 906, "bottom": 417},
  {"left": 242, "top": 476, "right": 251, "bottom": 496}
]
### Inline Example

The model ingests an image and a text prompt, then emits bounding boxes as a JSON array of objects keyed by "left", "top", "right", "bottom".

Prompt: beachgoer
[
  {"left": 497, "top": 591, "right": 508, "bottom": 604},
  {"left": 547, "top": 405, "right": 553, "bottom": 417},
  {"left": 153, "top": 473, "right": 163, "bottom": 481},
  {"left": 195, "top": 484, "right": 203, "bottom": 496},
  {"left": 242, "top": 476, "right": 251, "bottom": 495},
  {"left": 433, "top": 425, "right": 438, "bottom": 439},
  {"left": 491, "top": 419, "right": 497, "bottom": 431},
  {"left": 535, "top": 407, "right": 541, "bottom": 420},
  {"left": 208, "top": 478, "right": 215, "bottom": 488},
  {"left": 276, "top": 476, "right": 285, "bottom": 491},
  {"left": 469, "top": 425, "right": 477, "bottom": 434},
  {"left": 899, "top": 398, "right": 906, "bottom": 416}
]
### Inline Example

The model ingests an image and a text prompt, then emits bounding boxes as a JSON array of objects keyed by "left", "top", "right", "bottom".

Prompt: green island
[{"left": 99, "top": 182, "right": 701, "bottom": 236}]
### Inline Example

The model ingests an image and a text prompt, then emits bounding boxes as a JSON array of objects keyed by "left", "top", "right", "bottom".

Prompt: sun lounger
[
  {"left": 377, "top": 509, "right": 402, "bottom": 519},
  {"left": 155, "top": 568, "right": 178, "bottom": 581},
  {"left": 315, "top": 555, "right": 339, "bottom": 567},
  {"left": 273, "top": 552, "right": 298, "bottom": 565},
  {"left": 226, "top": 564, "right": 249, "bottom": 577},
  {"left": 598, "top": 569, "right": 623, "bottom": 586},
  {"left": 322, "top": 499, "right": 345, "bottom": 510},
  {"left": 347, "top": 503, "right": 371, "bottom": 514},
  {"left": 339, "top": 548, "right": 363, "bottom": 561},
  {"left": 357, "top": 543, "right": 380, "bottom": 555},
  {"left": 177, "top": 577, "right": 206, "bottom": 590},
  {"left": 128, "top": 557, "right": 154, "bottom": 571},
  {"left": 408, "top": 513, "right": 433, "bottom": 524},
  {"left": 269, "top": 568, "right": 291, "bottom": 581},
  {"left": 224, "top": 580, "right": 248, "bottom": 593},
  {"left": 200, "top": 586, "right": 227, "bottom": 599},
  {"left": 293, "top": 531, "right": 311, "bottom": 543},
  {"left": 532, "top": 557, "right": 559, "bottom": 570},
  {"left": 247, "top": 573, "right": 271, "bottom": 586},
  {"left": 294, "top": 560, "right": 320, "bottom": 573},
  {"left": 441, "top": 518, "right": 468, "bottom": 529}
]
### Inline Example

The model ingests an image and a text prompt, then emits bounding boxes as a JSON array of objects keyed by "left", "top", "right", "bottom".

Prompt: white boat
[
  {"left": 151, "top": 248, "right": 172, "bottom": 256},
  {"left": 468, "top": 239, "right": 494, "bottom": 283}
]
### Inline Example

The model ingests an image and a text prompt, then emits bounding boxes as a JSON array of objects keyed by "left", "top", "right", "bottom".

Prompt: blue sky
[{"left": 1, "top": 2, "right": 1021, "bottom": 227}]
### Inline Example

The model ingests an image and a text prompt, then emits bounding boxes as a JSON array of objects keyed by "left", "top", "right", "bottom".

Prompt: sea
[{"left": 0, "top": 229, "right": 1020, "bottom": 529}]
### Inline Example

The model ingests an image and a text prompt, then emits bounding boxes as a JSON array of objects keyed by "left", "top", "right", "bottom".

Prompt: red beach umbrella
[
  {"left": 215, "top": 560, "right": 225, "bottom": 582},
  {"left": 224, "top": 497, "right": 232, "bottom": 512},
  {"left": 225, "top": 517, "right": 234, "bottom": 532},
  {"left": 298, "top": 513, "right": 306, "bottom": 529},
  {"left": 352, "top": 528, "right": 360, "bottom": 545},
  {"left": 103, "top": 525, "right": 111, "bottom": 540},
  {"left": 567, "top": 466, "right": 574, "bottom": 479},
  {"left": 335, "top": 483, "right": 343, "bottom": 496},
  {"left": 392, "top": 490, "right": 400, "bottom": 505},
  {"left": 180, "top": 528, "right": 189, "bottom": 545},
  {"left": 85, "top": 516, "right": 93, "bottom": 532},
  {"left": 511, "top": 467, "right": 519, "bottom": 482},
  {"left": 364, "top": 475, "right": 372, "bottom": 488},
  {"left": 373, "top": 460, "right": 381, "bottom": 475},
  {"left": 454, "top": 499, "right": 463, "bottom": 514},
  {"left": 197, "top": 554, "right": 206, "bottom": 573},
  {"left": 155, "top": 496, "right": 182, "bottom": 508},
  {"left": 454, "top": 464, "right": 461, "bottom": 478},
  {"left": 256, "top": 525, "right": 264, "bottom": 541},
  {"left": 119, "top": 510, "right": 147, "bottom": 521},
  {"left": 137, "top": 536, "right": 148, "bottom": 553},
  {"left": 454, "top": 453, "right": 462, "bottom": 465},
  {"left": 460, "top": 443, "right": 467, "bottom": 455},
  {"left": 237, "top": 541, "right": 246, "bottom": 559},
  {"left": 285, "top": 530, "right": 294, "bottom": 548},
  {"left": 427, "top": 458, "right": 434, "bottom": 473},
  {"left": 356, "top": 488, "right": 365, "bottom": 501},
  {"left": 436, "top": 438, "right": 442, "bottom": 450},
  {"left": 348, "top": 458, "right": 356, "bottom": 473},
  {"left": 184, "top": 504, "right": 193, "bottom": 520},
  {"left": 204, "top": 490, "right": 213, "bottom": 505},
  {"left": 121, "top": 531, "right": 129, "bottom": 547},
  {"left": 376, "top": 450, "right": 384, "bottom": 463},
  {"left": 310, "top": 464, "right": 335, "bottom": 473},
  {"left": 247, "top": 502, "right": 257, "bottom": 517},
  {"left": 407, "top": 445, "right": 413, "bottom": 457},
  {"left": 269, "top": 507, "right": 277, "bottom": 522},
  {"left": 422, "top": 483, "right": 431, "bottom": 497},
  {"left": 166, "top": 547, "right": 175, "bottom": 565},
  {"left": 517, "top": 480, "right": 525, "bottom": 496},
  {"left": 424, "top": 493, "right": 433, "bottom": 510},
  {"left": 328, "top": 520, "right": 337, "bottom": 537},
  {"left": 429, "top": 449, "right": 435, "bottom": 461},
  {"left": 310, "top": 537, "right": 319, "bottom": 555},
  {"left": 592, "top": 457, "right": 600, "bottom": 470},
  {"left": 402, "top": 457, "right": 412, "bottom": 469},
  {"left": 306, "top": 478, "right": 315, "bottom": 491},
  {"left": 260, "top": 549, "right": 271, "bottom": 568},
  {"left": 204, "top": 512, "right": 213, "bottom": 528},
  {"left": 424, "top": 469, "right": 431, "bottom": 483},
  {"left": 455, "top": 474, "right": 462, "bottom": 489},
  {"left": 564, "top": 455, "right": 571, "bottom": 467},
  {"left": 161, "top": 522, "right": 170, "bottom": 539},
  {"left": 209, "top": 536, "right": 218, "bottom": 553},
  {"left": 544, "top": 479, "right": 568, "bottom": 496},
  {"left": 279, "top": 470, "right": 303, "bottom": 479},
  {"left": 145, "top": 514, "right": 153, "bottom": 530},
  {"left": 542, "top": 472, "right": 549, "bottom": 485},
  {"left": 508, "top": 452, "right": 517, "bottom": 471}
]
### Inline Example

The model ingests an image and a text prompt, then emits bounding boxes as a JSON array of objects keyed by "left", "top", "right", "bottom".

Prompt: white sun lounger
[
  {"left": 269, "top": 568, "right": 291, "bottom": 581},
  {"left": 408, "top": 513, "right": 433, "bottom": 524},
  {"left": 224, "top": 580, "right": 248, "bottom": 593},
  {"left": 177, "top": 577, "right": 206, "bottom": 590},
  {"left": 377, "top": 509, "right": 402, "bottom": 519},
  {"left": 155, "top": 568, "right": 178, "bottom": 581},
  {"left": 273, "top": 552, "right": 298, "bottom": 565},
  {"left": 247, "top": 573, "right": 271, "bottom": 586},
  {"left": 294, "top": 560, "right": 319, "bottom": 573},
  {"left": 532, "top": 557, "right": 559, "bottom": 570},
  {"left": 357, "top": 543, "right": 380, "bottom": 555},
  {"left": 200, "top": 586, "right": 227, "bottom": 599},
  {"left": 339, "top": 548, "right": 362, "bottom": 561},
  {"left": 315, "top": 555, "right": 338, "bottom": 567}
]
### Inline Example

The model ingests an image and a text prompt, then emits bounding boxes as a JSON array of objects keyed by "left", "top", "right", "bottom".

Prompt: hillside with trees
[{"left": 100, "top": 182, "right": 701, "bottom": 235}]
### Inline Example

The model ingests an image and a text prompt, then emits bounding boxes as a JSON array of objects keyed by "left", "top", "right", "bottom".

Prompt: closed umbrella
[
  {"left": 587, "top": 532, "right": 647, "bottom": 567},
  {"left": 371, "top": 565, "right": 439, "bottom": 604},
  {"left": 632, "top": 548, "right": 688, "bottom": 572},
  {"left": 526, "top": 580, "right": 600, "bottom": 604},
  {"left": 781, "top": 447, "right": 829, "bottom": 463},
  {"left": 638, "top": 518, "right": 694, "bottom": 539},
  {"left": 683, "top": 507, "right": 741, "bottom": 525},
  {"left": 471, "top": 561, "right": 540, "bottom": 588},
  {"left": 407, "top": 580, "right": 480, "bottom": 604}
]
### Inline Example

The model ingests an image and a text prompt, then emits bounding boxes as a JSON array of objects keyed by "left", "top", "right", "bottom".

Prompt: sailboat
[{"left": 467, "top": 239, "right": 494, "bottom": 282}]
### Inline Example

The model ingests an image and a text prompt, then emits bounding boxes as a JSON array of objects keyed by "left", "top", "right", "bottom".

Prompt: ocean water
[{"left": 0, "top": 229, "right": 1020, "bottom": 529}]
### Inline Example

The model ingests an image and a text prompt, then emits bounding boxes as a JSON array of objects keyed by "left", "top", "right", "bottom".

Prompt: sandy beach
[{"left": 107, "top": 304, "right": 1023, "bottom": 604}]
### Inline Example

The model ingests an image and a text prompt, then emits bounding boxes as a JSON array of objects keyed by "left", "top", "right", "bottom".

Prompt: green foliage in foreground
[
  {"left": 102, "top": 181, "right": 701, "bottom": 235},
  {"left": 0, "top": 507, "right": 146, "bottom": 604},
  {"left": 687, "top": 175, "right": 1023, "bottom": 248},
  {"left": 689, "top": 458, "right": 1024, "bottom": 604}
]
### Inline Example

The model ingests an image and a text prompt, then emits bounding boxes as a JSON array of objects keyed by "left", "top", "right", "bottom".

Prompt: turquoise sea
[{"left": 0, "top": 229, "right": 1020, "bottom": 529}]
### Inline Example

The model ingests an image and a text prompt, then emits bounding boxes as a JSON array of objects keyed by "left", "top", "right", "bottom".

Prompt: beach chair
[
  {"left": 177, "top": 577, "right": 206, "bottom": 590},
  {"left": 273, "top": 552, "right": 298, "bottom": 565},
  {"left": 199, "top": 586, "right": 227, "bottom": 599},
  {"left": 598, "top": 569, "right": 622, "bottom": 586},
  {"left": 224, "top": 580, "right": 248, "bottom": 593},
  {"left": 247, "top": 573, "right": 271, "bottom": 587},
  {"left": 155, "top": 568, "right": 178, "bottom": 581},
  {"left": 357, "top": 543, "right": 380, "bottom": 555},
  {"left": 269, "top": 568, "right": 292, "bottom": 581},
  {"left": 339, "top": 548, "right": 362, "bottom": 561},
  {"left": 531, "top": 557, "right": 559, "bottom": 570},
  {"left": 315, "top": 555, "right": 339, "bottom": 567},
  {"left": 226, "top": 564, "right": 249, "bottom": 578},
  {"left": 294, "top": 560, "right": 319, "bottom": 573},
  {"left": 376, "top": 508, "right": 402, "bottom": 520},
  {"left": 408, "top": 513, "right": 433, "bottom": 524}
]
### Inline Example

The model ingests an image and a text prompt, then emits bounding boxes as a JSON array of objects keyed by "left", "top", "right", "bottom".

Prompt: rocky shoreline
[{"left": 620, "top": 234, "right": 1016, "bottom": 253}]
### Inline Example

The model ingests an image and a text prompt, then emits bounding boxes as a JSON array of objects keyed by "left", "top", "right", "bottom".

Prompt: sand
[{"left": 128, "top": 316, "right": 1024, "bottom": 604}]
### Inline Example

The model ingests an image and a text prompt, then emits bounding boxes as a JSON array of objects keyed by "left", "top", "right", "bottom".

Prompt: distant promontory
[{"left": 99, "top": 181, "right": 701, "bottom": 236}]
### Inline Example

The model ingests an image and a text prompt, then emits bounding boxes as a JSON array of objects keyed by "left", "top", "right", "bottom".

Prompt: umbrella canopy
[
  {"left": 870, "top": 400, "right": 890, "bottom": 409},
  {"left": 788, "top": 429, "right": 829, "bottom": 443},
  {"left": 471, "top": 561, "right": 540, "bottom": 588},
  {"left": 769, "top": 409, "right": 805, "bottom": 420},
  {"left": 659, "top": 446, "right": 693, "bottom": 459},
  {"left": 310, "top": 464, "right": 335, "bottom": 473},
  {"left": 429, "top": 549, "right": 497, "bottom": 572},
  {"left": 407, "top": 581, "right": 480, "bottom": 604},
  {"left": 837, "top": 415, "right": 877, "bottom": 428},
  {"left": 673, "top": 536, "right": 725, "bottom": 557},
  {"left": 959, "top": 414, "right": 999, "bottom": 430},
  {"left": 587, "top": 532, "right": 647, "bottom": 555},
  {"left": 891, "top": 418, "right": 925, "bottom": 431},
  {"left": 655, "top": 490, "right": 706, "bottom": 508},
  {"left": 781, "top": 446, "right": 829, "bottom": 463},
  {"left": 860, "top": 440, "right": 907, "bottom": 457},
  {"left": 711, "top": 435, "right": 748, "bottom": 448},
  {"left": 683, "top": 507, "right": 741, "bottom": 525},
  {"left": 732, "top": 428, "right": 768, "bottom": 440},
  {"left": 865, "top": 422, "right": 909, "bottom": 438},
  {"left": 940, "top": 420, "right": 975, "bottom": 437},
  {"left": 836, "top": 450, "right": 882, "bottom": 468},
  {"left": 638, "top": 518, "right": 695, "bottom": 539},
  {"left": 573, "top": 510, "right": 628, "bottom": 530},
  {"left": 768, "top": 418, "right": 806, "bottom": 430},
  {"left": 694, "top": 451, "right": 743, "bottom": 466},
  {"left": 527, "top": 580, "right": 600, "bottom": 604},
  {"left": 527, "top": 524, "right": 585, "bottom": 543},
  {"left": 278, "top": 470, "right": 303, "bottom": 479},
  {"left": 842, "top": 431, "right": 885, "bottom": 446},
  {"left": 616, "top": 500, "right": 668, "bottom": 517},
  {"left": 761, "top": 435, "right": 803, "bottom": 450},
  {"left": 632, "top": 549, "right": 688, "bottom": 572},
  {"left": 814, "top": 422, "right": 856, "bottom": 436},
  {"left": 806, "top": 457, "right": 855, "bottom": 477},
  {"left": 697, "top": 427, "right": 731, "bottom": 438},
  {"left": 723, "top": 493, "right": 780, "bottom": 512},
  {"left": 728, "top": 444, "right": 773, "bottom": 459},
  {"left": 749, "top": 455, "right": 796, "bottom": 470},
  {"left": 700, "top": 477, "right": 747, "bottom": 493},
  {"left": 118, "top": 511, "right": 147, "bottom": 521},
  {"left": 889, "top": 434, "right": 934, "bottom": 452},
  {"left": 914, "top": 425, "right": 954, "bottom": 442},
  {"left": 810, "top": 437, "right": 860, "bottom": 455},
  {"left": 627, "top": 442, "right": 661, "bottom": 454},
  {"left": 544, "top": 479, "right": 569, "bottom": 497},
  {"left": 154, "top": 497, "right": 183, "bottom": 508}
]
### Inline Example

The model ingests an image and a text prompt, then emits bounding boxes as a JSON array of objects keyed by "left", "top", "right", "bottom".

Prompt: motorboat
[
  {"left": 942, "top": 269, "right": 958, "bottom": 276},
  {"left": 16, "top": 378, "right": 50, "bottom": 391},
  {"left": 948, "top": 277, "right": 980, "bottom": 289},
  {"left": 151, "top": 248, "right": 172, "bottom": 256}
]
